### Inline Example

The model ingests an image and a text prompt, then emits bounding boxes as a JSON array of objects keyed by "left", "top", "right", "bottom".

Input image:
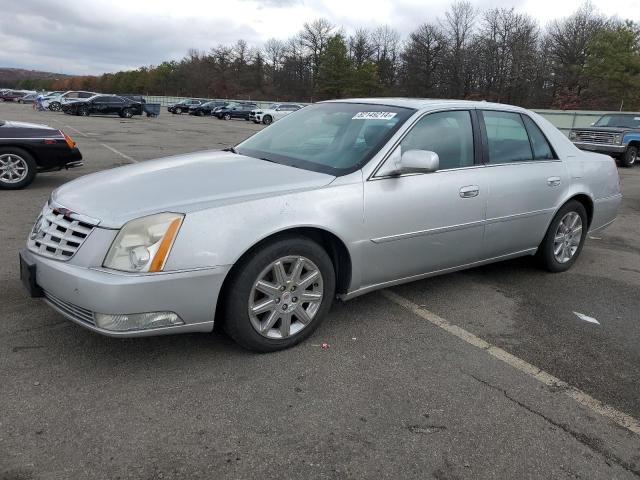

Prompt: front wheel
[
  {"left": 223, "top": 237, "right": 336, "bottom": 352},
  {"left": 122, "top": 108, "right": 133, "bottom": 118},
  {"left": 262, "top": 115, "right": 273, "bottom": 125},
  {"left": 620, "top": 146, "right": 637, "bottom": 167},
  {"left": 0, "top": 148, "right": 37, "bottom": 190},
  {"left": 537, "top": 200, "right": 588, "bottom": 272},
  {"left": 79, "top": 106, "right": 90, "bottom": 116},
  {"left": 223, "top": 113, "right": 231, "bottom": 120},
  {"left": 49, "top": 102, "right": 61, "bottom": 111}
]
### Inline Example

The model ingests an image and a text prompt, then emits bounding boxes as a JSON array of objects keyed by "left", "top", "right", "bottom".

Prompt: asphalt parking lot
[{"left": 1, "top": 103, "right": 639, "bottom": 479}]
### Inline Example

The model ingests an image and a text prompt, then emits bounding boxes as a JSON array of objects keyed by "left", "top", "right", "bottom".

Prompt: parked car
[
  {"left": 18, "top": 93, "right": 39, "bottom": 104},
  {"left": 1, "top": 90, "right": 29, "bottom": 102},
  {"left": 189, "top": 100, "right": 227, "bottom": 116},
  {"left": 19, "top": 99, "right": 621, "bottom": 352},
  {"left": 569, "top": 113, "right": 640, "bottom": 167},
  {"left": 167, "top": 99, "right": 206, "bottom": 114},
  {"left": 0, "top": 119, "right": 82, "bottom": 189},
  {"left": 62, "top": 95, "right": 143, "bottom": 118},
  {"left": 214, "top": 102, "right": 258, "bottom": 120},
  {"left": 45, "top": 91, "right": 96, "bottom": 111},
  {"left": 249, "top": 103, "right": 303, "bottom": 125}
]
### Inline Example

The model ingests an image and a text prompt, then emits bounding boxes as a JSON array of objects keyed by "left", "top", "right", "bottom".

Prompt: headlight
[
  {"left": 256, "top": 111, "right": 263, "bottom": 115},
  {"left": 103, "top": 213, "right": 183, "bottom": 272},
  {"left": 614, "top": 134, "right": 622, "bottom": 144},
  {"left": 569, "top": 131, "right": 577, "bottom": 140}
]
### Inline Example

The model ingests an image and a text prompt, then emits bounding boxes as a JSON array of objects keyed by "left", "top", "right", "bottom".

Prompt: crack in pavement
[{"left": 465, "top": 372, "right": 640, "bottom": 478}]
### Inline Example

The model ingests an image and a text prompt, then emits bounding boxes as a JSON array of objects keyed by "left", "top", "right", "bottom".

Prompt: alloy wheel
[
  {"left": 0, "top": 153, "right": 28, "bottom": 184},
  {"left": 553, "top": 211, "right": 583, "bottom": 263},
  {"left": 248, "top": 255, "right": 324, "bottom": 339}
]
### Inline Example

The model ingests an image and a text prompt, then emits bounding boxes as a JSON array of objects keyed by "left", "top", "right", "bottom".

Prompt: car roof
[{"left": 322, "top": 97, "right": 528, "bottom": 113}]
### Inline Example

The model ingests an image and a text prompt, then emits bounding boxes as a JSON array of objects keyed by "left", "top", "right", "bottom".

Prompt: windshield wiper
[{"left": 222, "top": 146, "right": 238, "bottom": 154}]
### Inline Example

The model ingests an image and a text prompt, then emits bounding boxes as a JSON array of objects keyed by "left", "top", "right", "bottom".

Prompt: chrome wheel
[
  {"left": 248, "top": 255, "right": 324, "bottom": 339},
  {"left": 0, "top": 153, "right": 28, "bottom": 184},
  {"left": 553, "top": 211, "right": 583, "bottom": 263}
]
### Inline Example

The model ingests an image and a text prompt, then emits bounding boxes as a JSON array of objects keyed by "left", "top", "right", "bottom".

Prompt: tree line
[{"left": 11, "top": 2, "right": 640, "bottom": 110}]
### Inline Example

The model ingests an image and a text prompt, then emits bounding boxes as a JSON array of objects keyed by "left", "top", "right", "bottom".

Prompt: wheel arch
[
  {"left": 214, "top": 226, "right": 353, "bottom": 327},
  {"left": 567, "top": 193, "right": 594, "bottom": 229},
  {"left": 0, "top": 144, "right": 39, "bottom": 166}
]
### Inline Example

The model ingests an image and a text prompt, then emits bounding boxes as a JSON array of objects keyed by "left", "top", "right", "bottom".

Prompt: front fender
[{"left": 164, "top": 174, "right": 365, "bottom": 287}]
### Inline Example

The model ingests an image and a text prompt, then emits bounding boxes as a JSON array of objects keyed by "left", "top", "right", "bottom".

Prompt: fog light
[{"left": 94, "top": 311, "right": 184, "bottom": 331}]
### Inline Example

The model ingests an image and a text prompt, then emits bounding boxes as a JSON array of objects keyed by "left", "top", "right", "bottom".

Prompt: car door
[
  {"left": 91, "top": 96, "right": 109, "bottom": 114},
  {"left": 362, "top": 109, "right": 488, "bottom": 286},
  {"left": 479, "top": 110, "right": 567, "bottom": 258}
]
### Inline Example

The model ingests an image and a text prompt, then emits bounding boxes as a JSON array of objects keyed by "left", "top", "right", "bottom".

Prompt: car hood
[
  {"left": 51, "top": 150, "right": 336, "bottom": 228},
  {"left": 1, "top": 120, "right": 56, "bottom": 130},
  {"left": 572, "top": 126, "right": 632, "bottom": 134}
]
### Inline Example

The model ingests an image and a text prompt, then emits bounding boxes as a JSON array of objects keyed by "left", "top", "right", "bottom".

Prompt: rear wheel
[
  {"left": 537, "top": 200, "right": 587, "bottom": 272},
  {"left": 0, "top": 148, "right": 37, "bottom": 190},
  {"left": 262, "top": 115, "right": 273, "bottom": 125},
  {"left": 620, "top": 146, "right": 637, "bottom": 168},
  {"left": 223, "top": 237, "right": 335, "bottom": 352}
]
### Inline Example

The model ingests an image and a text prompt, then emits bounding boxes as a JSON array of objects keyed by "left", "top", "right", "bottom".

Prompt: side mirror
[{"left": 398, "top": 150, "right": 439, "bottom": 174}]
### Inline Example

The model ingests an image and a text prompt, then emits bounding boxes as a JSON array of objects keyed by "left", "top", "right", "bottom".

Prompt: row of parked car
[{"left": 167, "top": 98, "right": 303, "bottom": 125}]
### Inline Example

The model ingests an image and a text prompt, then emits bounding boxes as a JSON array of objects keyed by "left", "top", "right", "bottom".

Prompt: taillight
[{"left": 61, "top": 131, "right": 76, "bottom": 149}]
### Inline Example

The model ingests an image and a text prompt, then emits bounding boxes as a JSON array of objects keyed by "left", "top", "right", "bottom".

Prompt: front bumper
[
  {"left": 20, "top": 249, "right": 229, "bottom": 337},
  {"left": 573, "top": 142, "right": 626, "bottom": 155}
]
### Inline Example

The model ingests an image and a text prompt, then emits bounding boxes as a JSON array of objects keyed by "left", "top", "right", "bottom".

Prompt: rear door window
[
  {"left": 522, "top": 116, "right": 555, "bottom": 160},
  {"left": 482, "top": 111, "right": 533, "bottom": 164}
]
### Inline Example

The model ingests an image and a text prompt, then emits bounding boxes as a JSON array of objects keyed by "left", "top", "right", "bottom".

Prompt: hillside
[{"left": 0, "top": 68, "right": 70, "bottom": 88}]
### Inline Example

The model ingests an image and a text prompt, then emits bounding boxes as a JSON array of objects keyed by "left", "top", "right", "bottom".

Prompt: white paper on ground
[{"left": 573, "top": 312, "right": 600, "bottom": 325}]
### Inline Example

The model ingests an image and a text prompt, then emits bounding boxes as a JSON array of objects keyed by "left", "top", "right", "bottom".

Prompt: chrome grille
[
  {"left": 43, "top": 290, "right": 95, "bottom": 326},
  {"left": 27, "top": 205, "right": 96, "bottom": 261},
  {"left": 574, "top": 130, "right": 616, "bottom": 145}
]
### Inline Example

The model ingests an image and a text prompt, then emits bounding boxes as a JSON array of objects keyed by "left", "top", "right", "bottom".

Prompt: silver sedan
[{"left": 20, "top": 99, "right": 622, "bottom": 351}]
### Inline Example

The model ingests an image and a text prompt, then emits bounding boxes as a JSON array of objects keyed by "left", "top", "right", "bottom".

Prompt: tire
[
  {"left": 222, "top": 236, "right": 336, "bottom": 352},
  {"left": 176, "top": 107, "right": 183, "bottom": 114},
  {"left": 262, "top": 115, "right": 273, "bottom": 126},
  {"left": 537, "top": 200, "right": 588, "bottom": 273},
  {"left": 79, "top": 106, "right": 90, "bottom": 116},
  {"left": 49, "top": 102, "right": 61, "bottom": 112},
  {"left": 223, "top": 113, "right": 231, "bottom": 121},
  {"left": 122, "top": 108, "right": 133, "bottom": 119},
  {"left": 0, "top": 147, "right": 37, "bottom": 190},
  {"left": 620, "top": 146, "right": 637, "bottom": 168}
]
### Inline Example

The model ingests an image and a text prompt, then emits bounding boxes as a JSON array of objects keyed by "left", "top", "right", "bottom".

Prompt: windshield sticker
[{"left": 352, "top": 112, "right": 397, "bottom": 120}]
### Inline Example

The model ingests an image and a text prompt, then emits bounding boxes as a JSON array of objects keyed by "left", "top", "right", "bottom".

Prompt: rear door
[{"left": 479, "top": 110, "right": 567, "bottom": 258}]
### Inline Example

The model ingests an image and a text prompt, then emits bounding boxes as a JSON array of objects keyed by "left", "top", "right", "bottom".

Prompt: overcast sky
[{"left": 1, "top": 0, "right": 638, "bottom": 75}]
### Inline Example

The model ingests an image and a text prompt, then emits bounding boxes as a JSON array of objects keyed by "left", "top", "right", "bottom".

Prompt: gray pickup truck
[{"left": 569, "top": 113, "right": 640, "bottom": 167}]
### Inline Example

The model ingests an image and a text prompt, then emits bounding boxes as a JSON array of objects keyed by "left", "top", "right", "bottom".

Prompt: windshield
[
  {"left": 594, "top": 114, "right": 640, "bottom": 128},
  {"left": 236, "top": 102, "right": 415, "bottom": 176}
]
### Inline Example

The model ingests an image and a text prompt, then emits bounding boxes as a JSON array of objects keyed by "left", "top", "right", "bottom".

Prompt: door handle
[
  {"left": 547, "top": 176, "right": 561, "bottom": 187},
  {"left": 459, "top": 185, "right": 479, "bottom": 198}
]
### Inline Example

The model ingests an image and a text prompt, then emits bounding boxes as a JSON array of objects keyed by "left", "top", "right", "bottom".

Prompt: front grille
[
  {"left": 574, "top": 130, "right": 616, "bottom": 145},
  {"left": 44, "top": 290, "right": 95, "bottom": 326},
  {"left": 27, "top": 205, "right": 96, "bottom": 261}
]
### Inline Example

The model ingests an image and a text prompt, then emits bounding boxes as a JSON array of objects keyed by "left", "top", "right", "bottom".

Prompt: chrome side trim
[
  {"left": 371, "top": 219, "right": 485, "bottom": 244},
  {"left": 340, "top": 248, "right": 538, "bottom": 300},
  {"left": 370, "top": 208, "right": 553, "bottom": 244},
  {"left": 484, "top": 208, "right": 554, "bottom": 225}
]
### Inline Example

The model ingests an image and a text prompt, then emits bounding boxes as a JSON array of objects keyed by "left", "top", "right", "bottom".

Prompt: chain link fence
[{"left": 142, "top": 95, "right": 627, "bottom": 137}]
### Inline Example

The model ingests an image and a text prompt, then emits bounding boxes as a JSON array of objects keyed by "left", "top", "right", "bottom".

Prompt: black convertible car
[
  {"left": 62, "top": 95, "right": 143, "bottom": 118},
  {"left": 0, "top": 120, "right": 82, "bottom": 189},
  {"left": 188, "top": 100, "right": 227, "bottom": 116}
]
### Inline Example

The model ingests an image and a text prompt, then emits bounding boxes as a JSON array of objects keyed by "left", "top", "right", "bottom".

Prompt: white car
[
  {"left": 44, "top": 91, "right": 96, "bottom": 111},
  {"left": 250, "top": 103, "right": 303, "bottom": 125}
]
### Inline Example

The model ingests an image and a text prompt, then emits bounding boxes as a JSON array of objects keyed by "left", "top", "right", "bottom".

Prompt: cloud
[{"left": 0, "top": 0, "right": 638, "bottom": 75}]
